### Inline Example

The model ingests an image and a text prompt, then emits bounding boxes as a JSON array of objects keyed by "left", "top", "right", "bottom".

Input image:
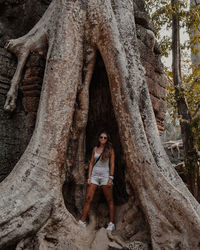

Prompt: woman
[{"left": 78, "top": 130, "right": 115, "bottom": 231}]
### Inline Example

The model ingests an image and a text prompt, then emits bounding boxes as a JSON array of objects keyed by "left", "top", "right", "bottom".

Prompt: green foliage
[
  {"left": 186, "top": 4, "right": 200, "bottom": 55},
  {"left": 145, "top": 0, "right": 172, "bottom": 57},
  {"left": 145, "top": 1, "right": 200, "bottom": 192},
  {"left": 145, "top": 0, "right": 200, "bottom": 152},
  {"left": 165, "top": 64, "right": 200, "bottom": 151},
  {"left": 144, "top": 0, "right": 200, "bottom": 56},
  {"left": 183, "top": 64, "right": 200, "bottom": 150}
]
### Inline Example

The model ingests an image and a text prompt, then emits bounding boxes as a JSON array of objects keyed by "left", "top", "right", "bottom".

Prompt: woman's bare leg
[
  {"left": 102, "top": 185, "right": 114, "bottom": 223},
  {"left": 80, "top": 183, "right": 97, "bottom": 222}
]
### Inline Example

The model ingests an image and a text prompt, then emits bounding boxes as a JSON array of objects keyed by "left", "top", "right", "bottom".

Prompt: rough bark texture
[
  {"left": 0, "top": 0, "right": 200, "bottom": 250},
  {"left": 0, "top": 0, "right": 49, "bottom": 182},
  {"left": 0, "top": 0, "right": 166, "bottom": 181},
  {"left": 190, "top": 0, "right": 200, "bottom": 64}
]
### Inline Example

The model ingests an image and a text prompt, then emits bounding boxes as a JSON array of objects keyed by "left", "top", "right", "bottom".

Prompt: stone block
[
  {"left": 22, "top": 97, "right": 39, "bottom": 112},
  {"left": 21, "top": 84, "right": 42, "bottom": 92},
  {"left": 22, "top": 76, "right": 43, "bottom": 86},
  {"left": 24, "top": 66, "right": 45, "bottom": 78},
  {"left": 142, "top": 60, "right": 167, "bottom": 88},
  {"left": 146, "top": 77, "right": 166, "bottom": 100},
  {"left": 139, "top": 41, "right": 164, "bottom": 74},
  {"left": 22, "top": 89, "right": 41, "bottom": 97},
  {"left": 150, "top": 95, "right": 166, "bottom": 121}
]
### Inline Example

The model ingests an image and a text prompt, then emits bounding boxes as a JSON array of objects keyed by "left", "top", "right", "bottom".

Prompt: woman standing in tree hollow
[{"left": 78, "top": 130, "right": 115, "bottom": 230}]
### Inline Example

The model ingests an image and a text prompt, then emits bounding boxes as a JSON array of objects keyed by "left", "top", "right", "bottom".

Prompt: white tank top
[{"left": 91, "top": 151, "right": 110, "bottom": 178}]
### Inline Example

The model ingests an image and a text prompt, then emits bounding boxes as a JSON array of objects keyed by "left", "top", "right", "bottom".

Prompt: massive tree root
[{"left": 1, "top": 0, "right": 200, "bottom": 249}]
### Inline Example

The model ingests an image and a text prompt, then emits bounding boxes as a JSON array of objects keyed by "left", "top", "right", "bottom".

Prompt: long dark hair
[{"left": 97, "top": 130, "right": 113, "bottom": 162}]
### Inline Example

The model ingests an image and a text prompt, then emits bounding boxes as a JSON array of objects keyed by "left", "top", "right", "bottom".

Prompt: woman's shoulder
[{"left": 92, "top": 146, "right": 97, "bottom": 153}]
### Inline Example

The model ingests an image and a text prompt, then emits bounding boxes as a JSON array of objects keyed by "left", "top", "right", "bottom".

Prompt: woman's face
[{"left": 99, "top": 133, "right": 108, "bottom": 145}]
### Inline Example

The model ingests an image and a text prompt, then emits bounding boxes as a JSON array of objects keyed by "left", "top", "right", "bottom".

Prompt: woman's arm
[
  {"left": 108, "top": 148, "right": 115, "bottom": 186},
  {"left": 109, "top": 148, "right": 115, "bottom": 176},
  {"left": 87, "top": 147, "right": 95, "bottom": 183}
]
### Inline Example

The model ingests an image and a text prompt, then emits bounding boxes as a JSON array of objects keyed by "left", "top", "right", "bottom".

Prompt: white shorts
[{"left": 91, "top": 176, "right": 110, "bottom": 186}]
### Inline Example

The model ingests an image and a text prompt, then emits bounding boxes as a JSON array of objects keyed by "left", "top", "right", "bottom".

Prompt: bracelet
[{"left": 109, "top": 175, "right": 114, "bottom": 180}]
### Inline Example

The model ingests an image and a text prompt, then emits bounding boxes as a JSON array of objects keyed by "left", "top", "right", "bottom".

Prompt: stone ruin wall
[{"left": 0, "top": 0, "right": 166, "bottom": 181}]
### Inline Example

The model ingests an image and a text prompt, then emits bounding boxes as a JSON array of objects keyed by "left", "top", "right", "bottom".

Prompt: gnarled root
[
  {"left": 4, "top": 35, "right": 47, "bottom": 112},
  {"left": 15, "top": 196, "right": 96, "bottom": 250},
  {"left": 3, "top": 0, "right": 56, "bottom": 112},
  {"left": 95, "top": 0, "right": 200, "bottom": 249},
  {"left": 1, "top": 1, "right": 87, "bottom": 248},
  {"left": 65, "top": 45, "right": 97, "bottom": 216}
]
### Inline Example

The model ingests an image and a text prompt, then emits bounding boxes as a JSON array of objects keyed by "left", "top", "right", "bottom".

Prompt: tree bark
[
  {"left": 172, "top": 0, "right": 199, "bottom": 196},
  {"left": 190, "top": 0, "right": 200, "bottom": 201},
  {"left": 1, "top": 0, "right": 200, "bottom": 249},
  {"left": 190, "top": 0, "right": 200, "bottom": 64}
]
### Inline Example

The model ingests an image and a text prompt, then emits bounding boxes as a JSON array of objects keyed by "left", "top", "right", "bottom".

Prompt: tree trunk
[
  {"left": 190, "top": 0, "right": 200, "bottom": 64},
  {"left": 1, "top": 0, "right": 200, "bottom": 249},
  {"left": 190, "top": 0, "right": 200, "bottom": 201},
  {"left": 172, "top": 0, "right": 199, "bottom": 196}
]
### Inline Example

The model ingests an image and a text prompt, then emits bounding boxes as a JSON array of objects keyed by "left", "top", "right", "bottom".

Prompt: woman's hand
[
  {"left": 107, "top": 178, "right": 113, "bottom": 186},
  {"left": 87, "top": 178, "right": 91, "bottom": 185}
]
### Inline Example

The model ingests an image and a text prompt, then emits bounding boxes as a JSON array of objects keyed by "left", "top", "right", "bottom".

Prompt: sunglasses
[{"left": 99, "top": 136, "right": 107, "bottom": 139}]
